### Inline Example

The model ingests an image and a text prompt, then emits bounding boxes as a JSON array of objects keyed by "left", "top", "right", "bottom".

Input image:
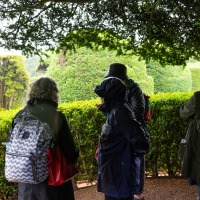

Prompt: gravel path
[{"left": 74, "top": 177, "right": 197, "bottom": 200}]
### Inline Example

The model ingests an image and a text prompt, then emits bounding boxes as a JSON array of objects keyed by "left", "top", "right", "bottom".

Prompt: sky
[{"left": 0, "top": 48, "right": 22, "bottom": 55}]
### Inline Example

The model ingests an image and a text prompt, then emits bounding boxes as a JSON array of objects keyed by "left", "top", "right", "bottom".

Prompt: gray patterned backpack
[{"left": 5, "top": 109, "right": 54, "bottom": 184}]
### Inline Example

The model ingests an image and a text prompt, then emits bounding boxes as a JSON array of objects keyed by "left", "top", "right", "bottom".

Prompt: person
[
  {"left": 180, "top": 91, "right": 200, "bottom": 200},
  {"left": 94, "top": 77, "right": 144, "bottom": 200},
  {"left": 9, "top": 77, "right": 79, "bottom": 200},
  {"left": 104, "top": 63, "right": 146, "bottom": 200}
]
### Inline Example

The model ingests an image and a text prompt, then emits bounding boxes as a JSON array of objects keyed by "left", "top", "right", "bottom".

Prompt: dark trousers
[
  {"left": 48, "top": 180, "right": 75, "bottom": 200},
  {"left": 197, "top": 185, "right": 200, "bottom": 200},
  {"left": 18, "top": 179, "right": 49, "bottom": 200},
  {"left": 135, "top": 155, "right": 145, "bottom": 194},
  {"left": 105, "top": 195, "right": 133, "bottom": 200},
  {"left": 18, "top": 180, "right": 74, "bottom": 200}
]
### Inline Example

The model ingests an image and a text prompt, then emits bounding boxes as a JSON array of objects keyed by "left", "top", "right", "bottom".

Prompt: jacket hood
[
  {"left": 26, "top": 98, "right": 58, "bottom": 123},
  {"left": 94, "top": 78, "right": 127, "bottom": 112}
]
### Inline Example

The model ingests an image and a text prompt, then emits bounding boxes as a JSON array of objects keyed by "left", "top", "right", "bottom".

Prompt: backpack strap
[
  {"left": 54, "top": 112, "right": 59, "bottom": 136},
  {"left": 52, "top": 111, "right": 62, "bottom": 147}
]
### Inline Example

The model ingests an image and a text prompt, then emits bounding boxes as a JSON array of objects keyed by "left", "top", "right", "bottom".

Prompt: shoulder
[
  {"left": 56, "top": 110, "right": 71, "bottom": 126},
  {"left": 57, "top": 110, "right": 64, "bottom": 117},
  {"left": 194, "top": 91, "right": 200, "bottom": 98},
  {"left": 56, "top": 110, "right": 66, "bottom": 121},
  {"left": 188, "top": 93, "right": 197, "bottom": 104},
  {"left": 127, "top": 79, "right": 143, "bottom": 94},
  {"left": 14, "top": 108, "right": 26, "bottom": 119},
  {"left": 193, "top": 92, "right": 200, "bottom": 106}
]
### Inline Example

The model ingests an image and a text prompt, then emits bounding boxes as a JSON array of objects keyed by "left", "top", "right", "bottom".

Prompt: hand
[{"left": 95, "top": 103, "right": 102, "bottom": 108}]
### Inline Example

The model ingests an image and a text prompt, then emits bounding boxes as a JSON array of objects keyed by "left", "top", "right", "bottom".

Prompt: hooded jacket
[
  {"left": 180, "top": 91, "right": 200, "bottom": 182},
  {"left": 11, "top": 98, "right": 79, "bottom": 164},
  {"left": 9, "top": 98, "right": 79, "bottom": 200},
  {"left": 94, "top": 78, "right": 140, "bottom": 198}
]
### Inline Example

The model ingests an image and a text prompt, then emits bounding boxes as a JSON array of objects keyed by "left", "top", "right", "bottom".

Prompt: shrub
[
  {"left": 0, "top": 109, "right": 20, "bottom": 199},
  {"left": 0, "top": 92, "right": 194, "bottom": 198},
  {"left": 58, "top": 99, "right": 105, "bottom": 180},
  {"left": 146, "top": 92, "right": 193, "bottom": 176}
]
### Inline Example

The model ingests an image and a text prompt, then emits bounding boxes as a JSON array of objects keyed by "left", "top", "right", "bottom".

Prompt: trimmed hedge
[
  {"left": 0, "top": 92, "right": 194, "bottom": 199},
  {"left": 146, "top": 92, "right": 193, "bottom": 176},
  {"left": 58, "top": 99, "right": 105, "bottom": 181},
  {"left": 0, "top": 109, "right": 20, "bottom": 199},
  {"left": 47, "top": 47, "right": 154, "bottom": 102}
]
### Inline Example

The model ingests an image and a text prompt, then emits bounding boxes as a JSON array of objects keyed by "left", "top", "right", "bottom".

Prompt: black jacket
[
  {"left": 11, "top": 98, "right": 79, "bottom": 164},
  {"left": 180, "top": 91, "right": 200, "bottom": 182}
]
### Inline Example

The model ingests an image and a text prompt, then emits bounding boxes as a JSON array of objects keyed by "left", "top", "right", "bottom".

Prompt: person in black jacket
[
  {"left": 10, "top": 77, "right": 79, "bottom": 200},
  {"left": 94, "top": 77, "right": 143, "bottom": 200},
  {"left": 180, "top": 91, "right": 200, "bottom": 200},
  {"left": 104, "top": 63, "right": 146, "bottom": 200}
]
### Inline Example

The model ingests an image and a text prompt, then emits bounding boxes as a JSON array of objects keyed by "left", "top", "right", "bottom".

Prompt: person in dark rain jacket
[
  {"left": 180, "top": 91, "right": 200, "bottom": 200},
  {"left": 94, "top": 77, "right": 142, "bottom": 200},
  {"left": 104, "top": 63, "right": 146, "bottom": 200}
]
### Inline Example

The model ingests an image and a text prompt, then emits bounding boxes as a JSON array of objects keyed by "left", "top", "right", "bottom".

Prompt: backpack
[
  {"left": 131, "top": 119, "right": 150, "bottom": 155},
  {"left": 5, "top": 109, "right": 54, "bottom": 184},
  {"left": 105, "top": 103, "right": 150, "bottom": 155},
  {"left": 143, "top": 93, "right": 151, "bottom": 122}
]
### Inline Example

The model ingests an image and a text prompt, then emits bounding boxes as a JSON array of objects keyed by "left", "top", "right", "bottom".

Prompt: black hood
[{"left": 94, "top": 78, "right": 127, "bottom": 112}]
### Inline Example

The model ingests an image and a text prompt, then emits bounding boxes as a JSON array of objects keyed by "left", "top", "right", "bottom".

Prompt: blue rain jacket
[{"left": 94, "top": 78, "right": 141, "bottom": 198}]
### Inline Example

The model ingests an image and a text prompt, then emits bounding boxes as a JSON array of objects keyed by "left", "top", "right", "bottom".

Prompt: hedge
[
  {"left": 47, "top": 47, "right": 154, "bottom": 102},
  {"left": 0, "top": 92, "right": 194, "bottom": 199}
]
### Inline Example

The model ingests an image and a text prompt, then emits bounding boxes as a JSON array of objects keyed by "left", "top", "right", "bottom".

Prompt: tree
[
  {"left": 147, "top": 61, "right": 192, "bottom": 94},
  {"left": 24, "top": 55, "right": 40, "bottom": 77},
  {"left": 0, "top": 55, "right": 29, "bottom": 109},
  {"left": 0, "top": 1, "right": 200, "bottom": 66}
]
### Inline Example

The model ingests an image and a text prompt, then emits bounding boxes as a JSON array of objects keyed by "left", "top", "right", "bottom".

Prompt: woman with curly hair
[{"left": 9, "top": 77, "right": 79, "bottom": 200}]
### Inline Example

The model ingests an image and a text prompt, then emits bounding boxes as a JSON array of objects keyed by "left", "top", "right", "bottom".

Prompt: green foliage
[
  {"left": 24, "top": 52, "right": 56, "bottom": 83},
  {"left": 24, "top": 55, "right": 40, "bottom": 77},
  {"left": 187, "top": 61, "right": 200, "bottom": 92},
  {"left": 0, "top": 55, "right": 29, "bottom": 109},
  {"left": 37, "top": 51, "right": 56, "bottom": 72},
  {"left": 139, "top": 76, "right": 154, "bottom": 95},
  {"left": 146, "top": 92, "right": 193, "bottom": 176},
  {"left": 58, "top": 99, "right": 105, "bottom": 180},
  {"left": 0, "top": 109, "right": 20, "bottom": 140},
  {"left": 48, "top": 47, "right": 153, "bottom": 102},
  {"left": 0, "top": 109, "right": 19, "bottom": 199},
  {"left": 1, "top": 1, "right": 200, "bottom": 65},
  {"left": 0, "top": 92, "right": 195, "bottom": 197},
  {"left": 147, "top": 61, "right": 192, "bottom": 94}
]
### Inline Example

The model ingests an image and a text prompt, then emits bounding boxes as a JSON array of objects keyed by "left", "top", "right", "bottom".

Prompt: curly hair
[{"left": 28, "top": 77, "right": 59, "bottom": 103}]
